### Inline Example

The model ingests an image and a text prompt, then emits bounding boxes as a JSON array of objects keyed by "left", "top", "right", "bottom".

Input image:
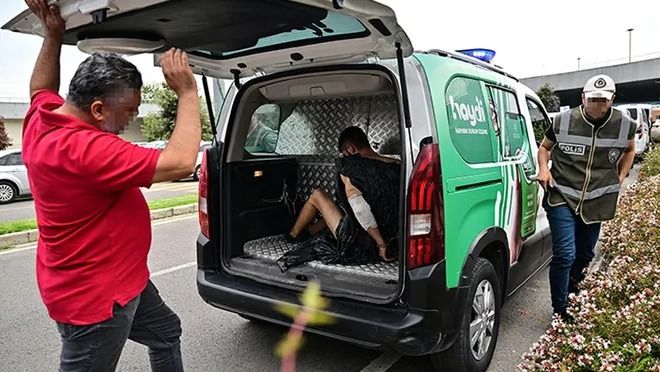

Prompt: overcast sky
[{"left": 1, "top": 0, "right": 659, "bottom": 99}]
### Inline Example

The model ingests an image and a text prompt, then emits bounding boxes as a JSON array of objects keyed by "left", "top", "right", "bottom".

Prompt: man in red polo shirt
[{"left": 22, "top": 1, "right": 201, "bottom": 371}]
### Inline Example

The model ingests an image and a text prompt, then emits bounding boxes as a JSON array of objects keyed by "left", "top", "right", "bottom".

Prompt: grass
[
  {"left": 147, "top": 194, "right": 198, "bottom": 210},
  {"left": 0, "top": 194, "right": 198, "bottom": 237},
  {"left": 639, "top": 146, "right": 660, "bottom": 181},
  {"left": 0, "top": 219, "right": 37, "bottom": 236}
]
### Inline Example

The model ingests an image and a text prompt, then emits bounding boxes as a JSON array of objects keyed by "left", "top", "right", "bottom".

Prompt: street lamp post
[{"left": 627, "top": 28, "right": 634, "bottom": 63}]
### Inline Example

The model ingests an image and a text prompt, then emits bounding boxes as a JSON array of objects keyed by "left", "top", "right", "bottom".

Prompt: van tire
[{"left": 430, "top": 258, "right": 501, "bottom": 372}]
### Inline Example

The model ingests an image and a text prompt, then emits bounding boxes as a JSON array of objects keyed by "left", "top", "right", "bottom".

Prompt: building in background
[{"left": 0, "top": 98, "right": 160, "bottom": 149}]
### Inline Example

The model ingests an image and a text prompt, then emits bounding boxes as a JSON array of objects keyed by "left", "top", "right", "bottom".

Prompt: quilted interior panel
[
  {"left": 276, "top": 94, "right": 400, "bottom": 202},
  {"left": 294, "top": 155, "right": 337, "bottom": 202},
  {"left": 243, "top": 234, "right": 398, "bottom": 281},
  {"left": 276, "top": 94, "right": 400, "bottom": 156}
]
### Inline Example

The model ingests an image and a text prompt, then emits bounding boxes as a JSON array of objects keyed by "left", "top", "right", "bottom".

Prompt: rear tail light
[
  {"left": 198, "top": 151, "right": 210, "bottom": 238},
  {"left": 407, "top": 143, "right": 445, "bottom": 270}
]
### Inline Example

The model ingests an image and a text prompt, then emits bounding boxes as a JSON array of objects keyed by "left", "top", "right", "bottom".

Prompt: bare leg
[
  {"left": 307, "top": 219, "right": 327, "bottom": 236},
  {"left": 289, "top": 190, "right": 344, "bottom": 238}
]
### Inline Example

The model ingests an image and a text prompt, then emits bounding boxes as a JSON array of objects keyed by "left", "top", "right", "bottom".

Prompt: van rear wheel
[{"left": 430, "top": 258, "right": 501, "bottom": 372}]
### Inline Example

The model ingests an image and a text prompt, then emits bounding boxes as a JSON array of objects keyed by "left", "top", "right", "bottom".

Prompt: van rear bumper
[{"left": 197, "top": 268, "right": 449, "bottom": 355}]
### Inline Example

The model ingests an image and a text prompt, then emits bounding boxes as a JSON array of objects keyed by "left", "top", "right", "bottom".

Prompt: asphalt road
[
  {"left": 1, "top": 215, "right": 553, "bottom": 372},
  {"left": 0, "top": 181, "right": 198, "bottom": 222}
]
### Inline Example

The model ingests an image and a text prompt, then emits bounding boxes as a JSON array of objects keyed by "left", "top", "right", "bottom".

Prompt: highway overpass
[{"left": 521, "top": 58, "right": 660, "bottom": 108}]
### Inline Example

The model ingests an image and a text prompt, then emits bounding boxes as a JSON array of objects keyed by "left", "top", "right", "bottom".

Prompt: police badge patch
[{"left": 608, "top": 148, "right": 620, "bottom": 163}]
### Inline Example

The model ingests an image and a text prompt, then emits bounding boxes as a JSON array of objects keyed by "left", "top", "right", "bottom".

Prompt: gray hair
[{"left": 67, "top": 53, "right": 142, "bottom": 111}]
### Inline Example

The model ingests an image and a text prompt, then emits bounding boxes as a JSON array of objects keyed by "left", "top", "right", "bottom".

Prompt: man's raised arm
[{"left": 26, "top": 0, "right": 65, "bottom": 97}]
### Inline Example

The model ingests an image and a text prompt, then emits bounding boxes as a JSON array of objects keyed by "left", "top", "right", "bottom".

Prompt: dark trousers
[
  {"left": 56, "top": 281, "right": 183, "bottom": 372},
  {"left": 545, "top": 203, "right": 601, "bottom": 314}
]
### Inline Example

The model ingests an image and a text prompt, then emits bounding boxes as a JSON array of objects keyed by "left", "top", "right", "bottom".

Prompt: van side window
[
  {"left": 525, "top": 98, "right": 551, "bottom": 143},
  {"left": 445, "top": 77, "right": 494, "bottom": 164},
  {"left": 487, "top": 87, "right": 528, "bottom": 159},
  {"left": 244, "top": 104, "right": 281, "bottom": 154}
]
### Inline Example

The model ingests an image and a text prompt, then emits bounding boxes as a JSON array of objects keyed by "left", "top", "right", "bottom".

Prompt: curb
[
  {"left": 588, "top": 244, "right": 605, "bottom": 274},
  {"left": 0, "top": 204, "right": 198, "bottom": 249}
]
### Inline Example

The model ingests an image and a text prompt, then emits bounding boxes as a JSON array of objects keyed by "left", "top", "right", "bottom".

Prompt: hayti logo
[{"left": 449, "top": 96, "right": 486, "bottom": 127}]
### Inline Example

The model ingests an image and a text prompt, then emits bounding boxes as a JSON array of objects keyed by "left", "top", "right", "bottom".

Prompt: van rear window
[{"left": 196, "top": 11, "right": 368, "bottom": 59}]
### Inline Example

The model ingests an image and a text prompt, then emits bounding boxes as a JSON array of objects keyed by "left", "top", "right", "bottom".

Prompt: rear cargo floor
[{"left": 230, "top": 234, "right": 399, "bottom": 301}]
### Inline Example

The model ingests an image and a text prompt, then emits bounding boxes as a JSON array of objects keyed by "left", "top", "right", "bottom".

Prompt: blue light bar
[{"left": 456, "top": 48, "right": 496, "bottom": 63}]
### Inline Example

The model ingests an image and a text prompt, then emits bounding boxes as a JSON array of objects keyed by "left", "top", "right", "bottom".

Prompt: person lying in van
[{"left": 277, "top": 127, "right": 400, "bottom": 271}]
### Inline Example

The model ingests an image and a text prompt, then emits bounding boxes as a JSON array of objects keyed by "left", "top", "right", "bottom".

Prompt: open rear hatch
[
  {"left": 4, "top": 0, "right": 413, "bottom": 303},
  {"left": 220, "top": 68, "right": 405, "bottom": 304},
  {"left": 3, "top": 0, "right": 412, "bottom": 79}
]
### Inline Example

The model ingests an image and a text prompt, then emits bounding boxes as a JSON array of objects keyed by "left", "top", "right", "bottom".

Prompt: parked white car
[
  {"left": 0, "top": 149, "right": 30, "bottom": 204},
  {"left": 192, "top": 141, "right": 212, "bottom": 181},
  {"left": 617, "top": 104, "right": 651, "bottom": 157},
  {"left": 652, "top": 119, "right": 660, "bottom": 143}
]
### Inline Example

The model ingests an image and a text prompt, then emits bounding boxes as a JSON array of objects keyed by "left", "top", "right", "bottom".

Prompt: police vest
[{"left": 548, "top": 107, "right": 633, "bottom": 223}]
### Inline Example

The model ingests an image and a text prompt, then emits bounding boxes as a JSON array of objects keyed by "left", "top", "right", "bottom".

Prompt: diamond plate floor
[{"left": 243, "top": 234, "right": 399, "bottom": 282}]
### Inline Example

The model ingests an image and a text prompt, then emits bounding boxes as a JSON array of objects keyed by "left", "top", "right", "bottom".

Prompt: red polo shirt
[{"left": 22, "top": 90, "right": 161, "bottom": 325}]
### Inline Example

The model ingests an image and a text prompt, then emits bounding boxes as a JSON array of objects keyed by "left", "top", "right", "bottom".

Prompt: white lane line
[
  {"left": 0, "top": 215, "right": 197, "bottom": 256},
  {"left": 359, "top": 352, "right": 402, "bottom": 372},
  {"left": 0, "top": 245, "right": 38, "bottom": 256},
  {"left": 151, "top": 261, "right": 196, "bottom": 278},
  {"left": 0, "top": 205, "right": 34, "bottom": 212}
]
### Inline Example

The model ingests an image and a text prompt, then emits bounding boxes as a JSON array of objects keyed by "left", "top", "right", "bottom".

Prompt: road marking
[
  {"left": 0, "top": 215, "right": 196, "bottom": 256},
  {"left": 0, "top": 205, "right": 34, "bottom": 212},
  {"left": 0, "top": 245, "right": 38, "bottom": 256},
  {"left": 359, "top": 352, "right": 402, "bottom": 372},
  {"left": 151, "top": 261, "right": 196, "bottom": 277}
]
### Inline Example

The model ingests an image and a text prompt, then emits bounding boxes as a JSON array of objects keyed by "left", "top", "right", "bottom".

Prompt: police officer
[{"left": 537, "top": 74, "right": 636, "bottom": 318}]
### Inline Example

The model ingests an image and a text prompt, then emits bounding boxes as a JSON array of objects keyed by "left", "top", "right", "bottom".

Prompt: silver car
[{"left": 0, "top": 149, "right": 30, "bottom": 204}]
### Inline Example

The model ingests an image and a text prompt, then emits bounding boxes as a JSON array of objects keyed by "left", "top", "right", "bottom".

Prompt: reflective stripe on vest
[
  {"left": 554, "top": 183, "right": 620, "bottom": 201},
  {"left": 555, "top": 110, "right": 630, "bottom": 148}
]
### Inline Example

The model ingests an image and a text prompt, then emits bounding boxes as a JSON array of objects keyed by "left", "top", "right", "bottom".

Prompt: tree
[
  {"left": 536, "top": 83, "right": 560, "bottom": 113},
  {"left": 533, "top": 83, "right": 561, "bottom": 142},
  {"left": 0, "top": 115, "right": 12, "bottom": 151},
  {"left": 141, "top": 83, "right": 213, "bottom": 141}
]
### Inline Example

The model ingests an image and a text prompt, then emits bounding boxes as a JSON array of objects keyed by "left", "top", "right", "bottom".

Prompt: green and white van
[{"left": 5, "top": 0, "right": 554, "bottom": 370}]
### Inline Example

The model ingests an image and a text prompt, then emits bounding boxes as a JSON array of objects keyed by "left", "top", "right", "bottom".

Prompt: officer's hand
[
  {"left": 536, "top": 168, "right": 554, "bottom": 191},
  {"left": 160, "top": 48, "right": 197, "bottom": 97}
]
